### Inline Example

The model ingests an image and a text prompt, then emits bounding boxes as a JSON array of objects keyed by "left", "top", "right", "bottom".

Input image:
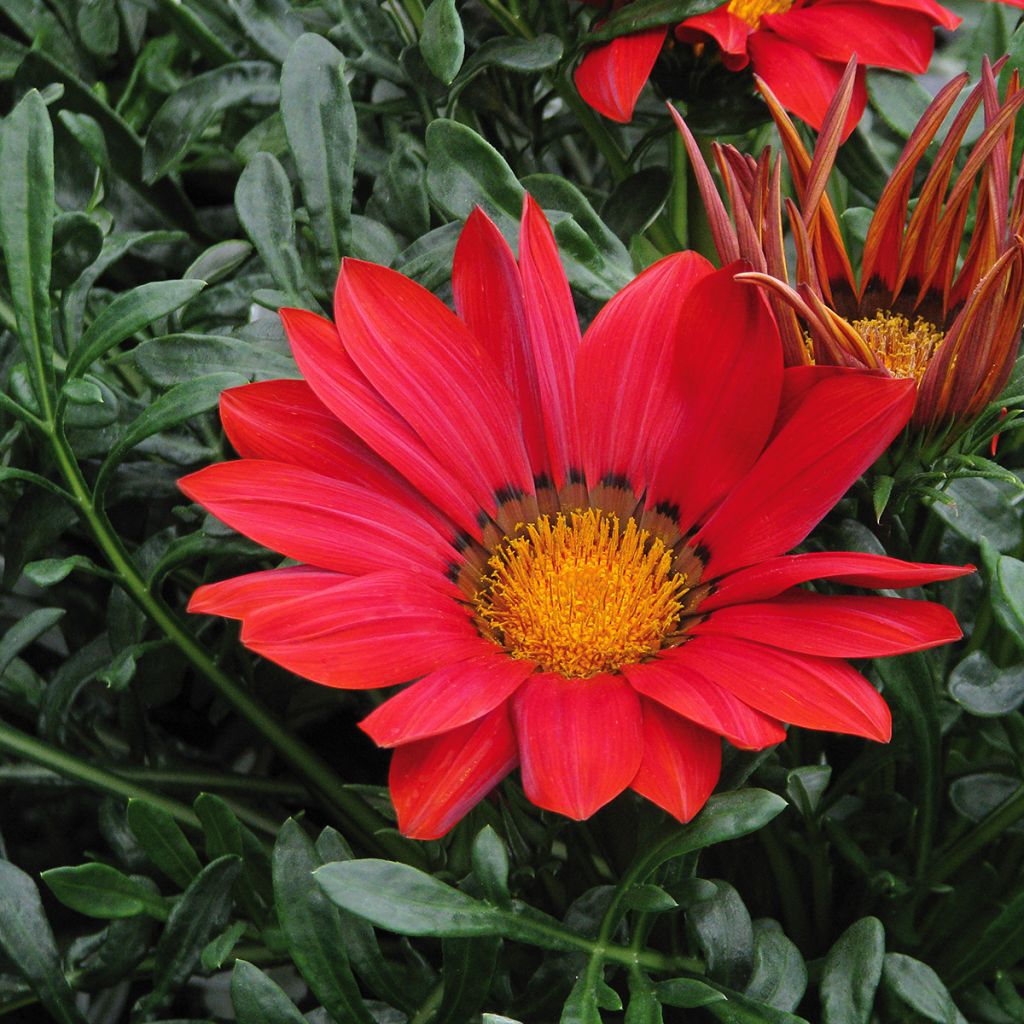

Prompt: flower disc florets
[
  {"left": 852, "top": 310, "right": 945, "bottom": 386},
  {"left": 727, "top": 0, "right": 795, "bottom": 28},
  {"left": 475, "top": 509, "right": 688, "bottom": 679}
]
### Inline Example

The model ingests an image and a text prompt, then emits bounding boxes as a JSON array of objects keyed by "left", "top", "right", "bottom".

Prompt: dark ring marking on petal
[
  {"left": 653, "top": 499, "right": 681, "bottom": 521},
  {"left": 599, "top": 472, "right": 631, "bottom": 490},
  {"left": 534, "top": 472, "right": 553, "bottom": 490},
  {"left": 567, "top": 466, "right": 585, "bottom": 485},
  {"left": 453, "top": 530, "right": 474, "bottom": 554},
  {"left": 495, "top": 484, "right": 526, "bottom": 505},
  {"left": 445, "top": 562, "right": 462, "bottom": 583}
]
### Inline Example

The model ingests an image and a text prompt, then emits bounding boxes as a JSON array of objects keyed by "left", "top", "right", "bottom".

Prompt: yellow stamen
[
  {"left": 727, "top": 0, "right": 795, "bottom": 28},
  {"left": 851, "top": 310, "right": 946, "bottom": 385},
  {"left": 475, "top": 509, "right": 687, "bottom": 679}
]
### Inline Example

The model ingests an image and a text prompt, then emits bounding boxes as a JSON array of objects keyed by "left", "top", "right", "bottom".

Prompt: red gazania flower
[
  {"left": 674, "top": 57, "right": 1024, "bottom": 437},
  {"left": 180, "top": 197, "right": 970, "bottom": 840},
  {"left": 575, "top": 0, "right": 1007, "bottom": 135}
]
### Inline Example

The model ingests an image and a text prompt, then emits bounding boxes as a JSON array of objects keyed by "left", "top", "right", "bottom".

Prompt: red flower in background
[
  {"left": 574, "top": 0, "right": 1020, "bottom": 135},
  {"left": 181, "top": 198, "right": 969, "bottom": 840}
]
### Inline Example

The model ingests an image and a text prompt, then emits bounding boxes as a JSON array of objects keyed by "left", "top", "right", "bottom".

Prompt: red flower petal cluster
[
  {"left": 181, "top": 198, "right": 969, "bottom": 840},
  {"left": 576, "top": 0, "right": 1020, "bottom": 135}
]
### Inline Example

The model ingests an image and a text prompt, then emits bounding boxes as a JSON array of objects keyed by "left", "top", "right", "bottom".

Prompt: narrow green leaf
[
  {"left": 689, "top": 881, "right": 754, "bottom": 989},
  {"left": 281, "top": 34, "right": 356, "bottom": 264},
  {"left": 315, "top": 859, "right": 503, "bottom": 937},
  {"left": 458, "top": 34, "right": 562, "bottom": 77},
  {"left": 195, "top": 793, "right": 244, "bottom": 860},
  {"left": 127, "top": 798, "right": 203, "bottom": 889},
  {"left": 142, "top": 856, "right": 242, "bottom": 1013},
  {"left": 273, "top": 819, "right": 376, "bottom": 1024},
  {"left": 142, "top": 62, "right": 279, "bottom": 183},
  {"left": 227, "top": 0, "right": 304, "bottom": 62},
  {"left": 66, "top": 279, "right": 207, "bottom": 380},
  {"left": 134, "top": 332, "right": 297, "bottom": 386},
  {"left": 0, "top": 861, "right": 86, "bottom": 1024},
  {"left": 0, "top": 607, "right": 64, "bottom": 678},
  {"left": 882, "top": 953, "right": 961, "bottom": 1024},
  {"left": 471, "top": 826, "right": 511, "bottom": 908},
  {"left": 0, "top": 89, "right": 55, "bottom": 406},
  {"left": 52, "top": 213, "right": 103, "bottom": 289},
  {"left": 421, "top": 0, "right": 464, "bottom": 84},
  {"left": 744, "top": 921, "right": 806, "bottom": 1013},
  {"left": 201, "top": 919, "right": 247, "bottom": 971},
  {"left": 235, "top": 152, "right": 308, "bottom": 304},
  {"left": 437, "top": 936, "right": 501, "bottom": 1024},
  {"left": 947, "top": 890, "right": 1024, "bottom": 990},
  {"left": 705, "top": 991, "right": 810, "bottom": 1024},
  {"left": 821, "top": 917, "right": 884, "bottom": 1024},
  {"left": 625, "top": 970, "right": 664, "bottom": 1024},
  {"left": 656, "top": 978, "right": 728, "bottom": 1008},
  {"left": 586, "top": 0, "right": 718, "bottom": 40},
  {"left": 231, "top": 959, "right": 307, "bottom": 1024},
  {"left": 41, "top": 864, "right": 167, "bottom": 920},
  {"left": 23, "top": 555, "right": 108, "bottom": 587},
  {"left": 622, "top": 884, "right": 678, "bottom": 913},
  {"left": 184, "top": 240, "right": 254, "bottom": 285}
]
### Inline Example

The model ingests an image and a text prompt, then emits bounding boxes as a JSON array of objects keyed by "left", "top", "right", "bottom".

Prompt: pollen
[
  {"left": 851, "top": 309, "right": 946, "bottom": 386},
  {"left": 475, "top": 509, "right": 688, "bottom": 679},
  {"left": 727, "top": 0, "right": 795, "bottom": 28}
]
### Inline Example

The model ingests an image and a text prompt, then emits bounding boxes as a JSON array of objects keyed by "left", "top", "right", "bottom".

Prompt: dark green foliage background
[{"left": 1, "top": 0, "right": 1024, "bottom": 1021}]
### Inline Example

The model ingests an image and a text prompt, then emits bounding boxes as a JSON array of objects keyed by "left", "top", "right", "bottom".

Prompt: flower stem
[{"left": 928, "top": 784, "right": 1024, "bottom": 884}]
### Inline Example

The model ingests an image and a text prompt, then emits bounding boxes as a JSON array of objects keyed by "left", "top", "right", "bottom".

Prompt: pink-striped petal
[
  {"left": 178, "top": 460, "right": 455, "bottom": 577},
  {"left": 360, "top": 653, "right": 534, "bottom": 748},
  {"left": 675, "top": 635, "right": 892, "bottom": 741},
  {"left": 239, "top": 572, "right": 489, "bottom": 689},
  {"left": 390, "top": 707, "right": 519, "bottom": 840},
  {"left": 624, "top": 651, "right": 786, "bottom": 750},
  {"left": 694, "top": 373, "right": 914, "bottom": 579},
  {"left": 189, "top": 566, "right": 346, "bottom": 620},
  {"left": 692, "top": 592, "right": 963, "bottom": 657},
  {"left": 512, "top": 672, "right": 643, "bottom": 819},
  {"left": 631, "top": 701, "right": 721, "bottom": 822}
]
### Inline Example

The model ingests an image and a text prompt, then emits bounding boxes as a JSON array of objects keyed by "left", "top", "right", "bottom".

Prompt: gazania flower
[
  {"left": 181, "top": 197, "right": 969, "bottom": 840},
  {"left": 673, "top": 58, "right": 1024, "bottom": 438},
  {"left": 576, "top": 0, "right": 1015, "bottom": 134}
]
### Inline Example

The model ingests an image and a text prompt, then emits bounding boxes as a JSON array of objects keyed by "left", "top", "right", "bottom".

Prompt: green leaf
[
  {"left": 227, "top": 0, "right": 304, "bottom": 62},
  {"left": 949, "top": 774, "right": 1024, "bottom": 834},
  {"left": 52, "top": 213, "right": 103, "bottom": 290},
  {"left": 437, "top": 936, "right": 501, "bottom": 1024},
  {"left": 0, "top": 607, "right": 64, "bottom": 678},
  {"left": 315, "top": 859, "right": 503, "bottom": 937},
  {"left": 820, "top": 917, "right": 884, "bottom": 1024},
  {"left": 622, "top": 884, "right": 678, "bottom": 913},
  {"left": 421, "top": 0, "right": 464, "bottom": 84},
  {"left": 272, "top": 819, "right": 376, "bottom": 1024},
  {"left": 143, "top": 856, "right": 243, "bottom": 1013},
  {"left": 932, "top": 479, "right": 1022, "bottom": 553},
  {"left": 127, "top": 798, "right": 203, "bottom": 889},
  {"left": 882, "top": 953, "right": 962, "bottom": 1024},
  {"left": 184, "top": 240, "right": 254, "bottom": 285},
  {"left": 134, "top": 332, "right": 297, "bottom": 386},
  {"left": 0, "top": 90, "right": 55, "bottom": 405},
  {"left": 949, "top": 652, "right": 1024, "bottom": 717},
  {"left": 626, "top": 971, "right": 664, "bottom": 1024},
  {"left": 989, "top": 553, "right": 1024, "bottom": 653},
  {"left": 142, "top": 62, "right": 279, "bottom": 183},
  {"left": 458, "top": 33, "right": 562, "bottom": 77},
  {"left": 947, "top": 890, "right": 1024, "bottom": 990},
  {"left": 744, "top": 921, "right": 806, "bottom": 1013},
  {"left": 872, "top": 474, "right": 895, "bottom": 521},
  {"left": 868, "top": 71, "right": 932, "bottom": 139},
  {"left": 656, "top": 978, "right": 728, "bottom": 1008},
  {"left": 280, "top": 34, "right": 356, "bottom": 264},
  {"left": 96, "top": 372, "right": 246, "bottom": 493},
  {"left": 41, "top": 864, "right": 167, "bottom": 920},
  {"left": 76, "top": 0, "right": 118, "bottom": 57},
  {"left": 586, "top": 0, "right": 718, "bottom": 40},
  {"left": 705, "top": 991, "right": 810, "bottom": 1024},
  {"left": 66, "top": 279, "right": 207, "bottom": 380},
  {"left": 231, "top": 959, "right": 307, "bottom": 1024},
  {"left": 195, "top": 793, "right": 244, "bottom": 861},
  {"left": 0, "top": 861, "right": 86, "bottom": 1024},
  {"left": 471, "top": 826, "right": 511, "bottom": 908},
  {"left": 235, "top": 152, "right": 308, "bottom": 305},
  {"left": 23, "top": 555, "right": 108, "bottom": 587},
  {"left": 201, "top": 920, "right": 247, "bottom": 971},
  {"left": 689, "top": 881, "right": 754, "bottom": 989}
]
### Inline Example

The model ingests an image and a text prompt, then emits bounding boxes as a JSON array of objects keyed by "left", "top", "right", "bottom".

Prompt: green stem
[
  {"left": 42, "top": 424, "right": 424, "bottom": 868},
  {"left": 0, "top": 719, "right": 201, "bottom": 829},
  {"left": 759, "top": 826, "right": 811, "bottom": 949},
  {"left": 928, "top": 785, "right": 1024, "bottom": 884},
  {"left": 553, "top": 79, "right": 631, "bottom": 184},
  {"left": 409, "top": 981, "right": 444, "bottom": 1024}
]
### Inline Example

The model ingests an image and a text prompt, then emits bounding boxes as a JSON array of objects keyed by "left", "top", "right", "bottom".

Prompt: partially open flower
[
  {"left": 674, "top": 58, "right": 1024, "bottom": 440},
  {"left": 181, "top": 198, "right": 969, "bottom": 840}
]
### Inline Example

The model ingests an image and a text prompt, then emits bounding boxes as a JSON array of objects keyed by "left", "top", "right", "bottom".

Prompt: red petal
[
  {"left": 360, "top": 653, "right": 534, "bottom": 748},
  {"left": 239, "top": 572, "right": 488, "bottom": 689},
  {"left": 703, "top": 551, "right": 975, "bottom": 611},
  {"left": 762, "top": 3, "right": 937, "bottom": 74},
  {"left": 512, "top": 673, "right": 643, "bottom": 819},
  {"left": 390, "top": 707, "right": 519, "bottom": 840},
  {"left": 695, "top": 374, "right": 915, "bottom": 579},
  {"left": 179, "top": 460, "right": 454, "bottom": 577},
  {"left": 631, "top": 700, "right": 721, "bottom": 822},
  {"left": 772, "top": 365, "right": 861, "bottom": 437},
  {"left": 281, "top": 307, "right": 482, "bottom": 538},
  {"left": 335, "top": 259, "right": 534, "bottom": 518},
  {"left": 693, "top": 592, "right": 963, "bottom": 657},
  {"left": 653, "top": 262, "right": 783, "bottom": 531},
  {"left": 865, "top": 0, "right": 960, "bottom": 30},
  {"left": 676, "top": 8, "right": 752, "bottom": 62},
  {"left": 748, "top": 33, "right": 866, "bottom": 137},
  {"left": 577, "top": 251, "right": 715, "bottom": 494},
  {"left": 189, "top": 566, "right": 346, "bottom": 620},
  {"left": 518, "top": 195, "right": 583, "bottom": 489},
  {"left": 574, "top": 30, "right": 666, "bottom": 123},
  {"left": 677, "top": 635, "right": 892, "bottom": 741},
  {"left": 452, "top": 208, "right": 549, "bottom": 475},
  {"left": 624, "top": 652, "right": 786, "bottom": 749}
]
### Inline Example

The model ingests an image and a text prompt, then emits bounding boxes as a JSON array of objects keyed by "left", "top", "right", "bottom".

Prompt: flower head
[
  {"left": 181, "top": 197, "right": 969, "bottom": 840},
  {"left": 674, "top": 58, "right": 1024, "bottom": 438},
  {"left": 576, "top": 0, "right": 1019, "bottom": 135}
]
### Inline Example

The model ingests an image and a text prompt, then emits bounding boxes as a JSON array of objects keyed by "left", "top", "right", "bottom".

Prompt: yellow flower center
[
  {"left": 727, "top": 0, "right": 795, "bottom": 28},
  {"left": 851, "top": 310, "right": 946, "bottom": 385},
  {"left": 475, "top": 509, "right": 688, "bottom": 679}
]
